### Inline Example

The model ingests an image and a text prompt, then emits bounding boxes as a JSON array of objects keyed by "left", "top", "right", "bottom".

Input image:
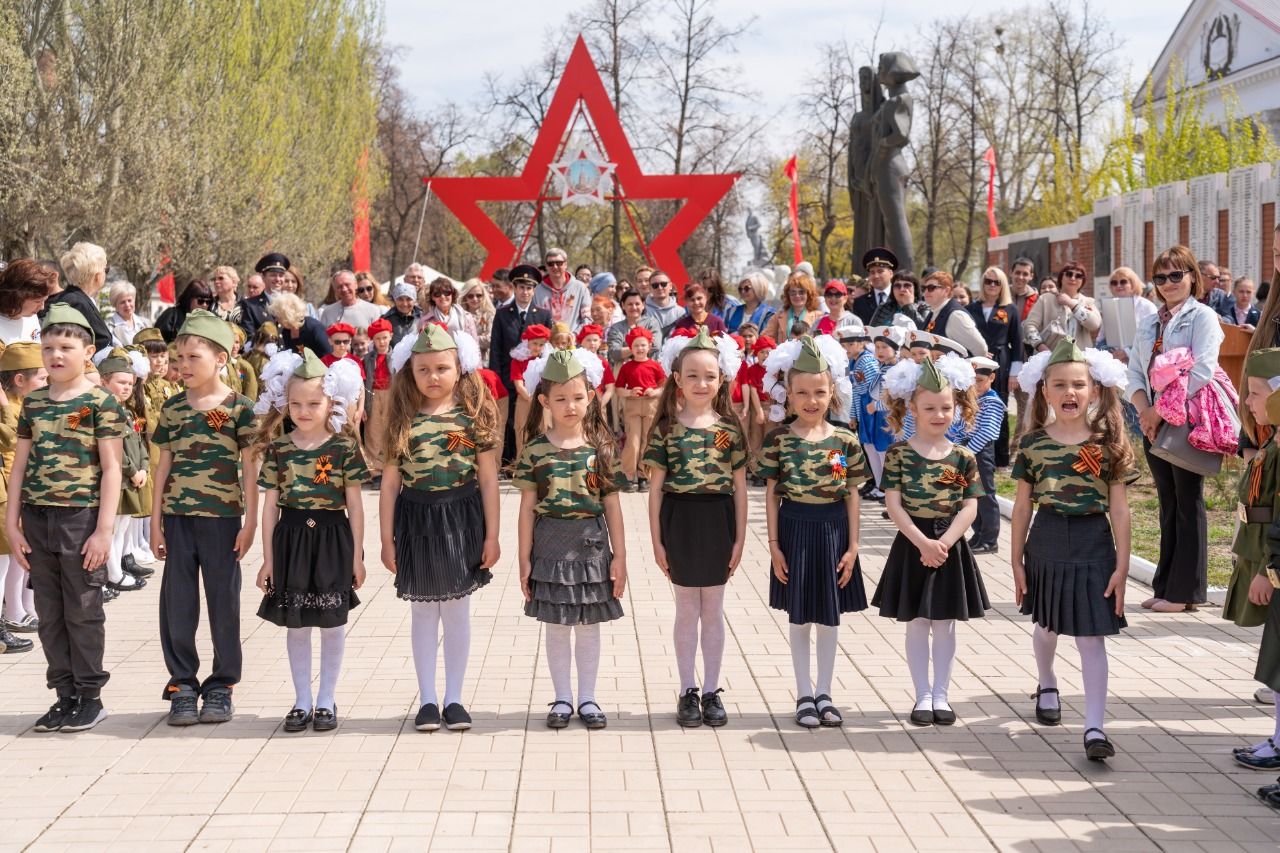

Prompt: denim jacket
[{"left": 1124, "top": 298, "right": 1223, "bottom": 404}]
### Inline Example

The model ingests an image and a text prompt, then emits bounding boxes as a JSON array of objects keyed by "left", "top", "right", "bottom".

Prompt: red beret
[
  {"left": 366, "top": 318, "right": 392, "bottom": 337},
  {"left": 625, "top": 326, "right": 654, "bottom": 346},
  {"left": 576, "top": 323, "right": 604, "bottom": 344},
  {"left": 522, "top": 324, "right": 551, "bottom": 342},
  {"left": 752, "top": 335, "right": 776, "bottom": 354},
  {"left": 670, "top": 327, "right": 696, "bottom": 339},
  {"left": 326, "top": 323, "right": 357, "bottom": 337},
  {"left": 730, "top": 334, "right": 745, "bottom": 349}
]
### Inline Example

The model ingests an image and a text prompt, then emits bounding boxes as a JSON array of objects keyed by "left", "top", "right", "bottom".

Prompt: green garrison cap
[
  {"left": 98, "top": 347, "right": 134, "bottom": 377},
  {"left": 133, "top": 327, "right": 164, "bottom": 345},
  {"left": 293, "top": 348, "right": 327, "bottom": 379},
  {"left": 792, "top": 336, "right": 828, "bottom": 373},
  {"left": 542, "top": 349, "right": 583, "bottom": 384},
  {"left": 411, "top": 323, "right": 457, "bottom": 354},
  {"left": 917, "top": 355, "right": 949, "bottom": 393},
  {"left": 1267, "top": 388, "right": 1280, "bottom": 426},
  {"left": 1047, "top": 336, "right": 1085, "bottom": 367},
  {"left": 40, "top": 302, "right": 92, "bottom": 332},
  {"left": 0, "top": 342, "right": 43, "bottom": 371},
  {"left": 1245, "top": 348, "right": 1280, "bottom": 380},
  {"left": 684, "top": 326, "right": 719, "bottom": 352},
  {"left": 176, "top": 309, "right": 233, "bottom": 354}
]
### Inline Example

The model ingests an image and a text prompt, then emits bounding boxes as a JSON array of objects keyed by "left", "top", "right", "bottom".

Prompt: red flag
[
  {"left": 352, "top": 147, "right": 372, "bottom": 273},
  {"left": 983, "top": 148, "right": 999, "bottom": 239},
  {"left": 783, "top": 155, "right": 802, "bottom": 265}
]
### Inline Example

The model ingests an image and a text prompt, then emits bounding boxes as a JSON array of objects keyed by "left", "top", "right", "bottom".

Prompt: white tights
[
  {"left": 1032, "top": 623, "right": 1109, "bottom": 732},
  {"left": 863, "top": 445, "right": 885, "bottom": 487},
  {"left": 545, "top": 622, "right": 601, "bottom": 708},
  {"left": 106, "top": 517, "right": 130, "bottom": 583},
  {"left": 789, "top": 623, "right": 839, "bottom": 702},
  {"left": 0, "top": 555, "right": 30, "bottom": 623},
  {"left": 286, "top": 626, "right": 346, "bottom": 712},
  {"left": 904, "top": 618, "right": 957, "bottom": 711},
  {"left": 673, "top": 584, "right": 726, "bottom": 693},
  {"left": 411, "top": 598, "right": 471, "bottom": 707}
]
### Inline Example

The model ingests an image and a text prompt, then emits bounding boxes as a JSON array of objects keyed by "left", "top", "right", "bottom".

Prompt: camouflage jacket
[
  {"left": 394, "top": 409, "right": 494, "bottom": 492},
  {"left": 513, "top": 434, "right": 623, "bottom": 518},
  {"left": 259, "top": 433, "right": 368, "bottom": 510},
  {"left": 1012, "top": 430, "right": 1136, "bottom": 516},
  {"left": 17, "top": 386, "right": 128, "bottom": 507},
  {"left": 642, "top": 418, "right": 746, "bottom": 494},
  {"left": 756, "top": 424, "right": 869, "bottom": 504},
  {"left": 882, "top": 441, "right": 984, "bottom": 518},
  {"left": 153, "top": 390, "right": 256, "bottom": 516}
]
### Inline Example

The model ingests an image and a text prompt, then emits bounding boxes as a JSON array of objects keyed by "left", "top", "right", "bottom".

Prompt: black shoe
[
  {"left": 443, "top": 703, "right": 472, "bottom": 731},
  {"left": 102, "top": 587, "right": 119, "bottom": 603},
  {"left": 106, "top": 575, "right": 145, "bottom": 592},
  {"left": 313, "top": 706, "right": 338, "bottom": 732},
  {"left": 546, "top": 700, "right": 572, "bottom": 729},
  {"left": 283, "top": 708, "right": 313, "bottom": 732},
  {"left": 970, "top": 542, "right": 998, "bottom": 555},
  {"left": 815, "top": 693, "right": 843, "bottom": 727},
  {"left": 198, "top": 687, "right": 234, "bottom": 723},
  {"left": 0, "top": 627, "right": 33, "bottom": 653},
  {"left": 167, "top": 687, "right": 199, "bottom": 726},
  {"left": 121, "top": 554, "right": 154, "bottom": 578},
  {"left": 909, "top": 701, "right": 934, "bottom": 726},
  {"left": 701, "top": 688, "right": 727, "bottom": 727},
  {"left": 1083, "top": 727, "right": 1115, "bottom": 761},
  {"left": 34, "top": 696, "right": 78, "bottom": 732},
  {"left": 932, "top": 705, "right": 957, "bottom": 726},
  {"left": 676, "top": 687, "right": 702, "bottom": 727},
  {"left": 414, "top": 703, "right": 441, "bottom": 731},
  {"left": 577, "top": 701, "right": 607, "bottom": 729},
  {"left": 61, "top": 696, "right": 106, "bottom": 732},
  {"left": 795, "top": 696, "right": 820, "bottom": 728},
  {"left": 1031, "top": 687, "right": 1061, "bottom": 726}
]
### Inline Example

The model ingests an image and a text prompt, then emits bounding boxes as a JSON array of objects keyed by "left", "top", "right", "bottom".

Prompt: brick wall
[
  {"left": 1217, "top": 209, "right": 1230, "bottom": 266},
  {"left": 1264, "top": 203, "right": 1276, "bottom": 283}
]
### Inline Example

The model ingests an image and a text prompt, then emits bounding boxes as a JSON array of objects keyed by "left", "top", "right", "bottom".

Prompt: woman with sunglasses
[
  {"left": 762, "top": 272, "right": 822, "bottom": 342},
  {"left": 869, "top": 272, "right": 927, "bottom": 329},
  {"left": 420, "top": 277, "right": 478, "bottom": 340},
  {"left": 1126, "top": 246, "right": 1224, "bottom": 614},
  {"left": 730, "top": 272, "right": 776, "bottom": 333},
  {"left": 155, "top": 279, "right": 216, "bottom": 344},
  {"left": 1022, "top": 262, "right": 1101, "bottom": 354},
  {"left": 1095, "top": 267, "right": 1157, "bottom": 353},
  {"left": 459, "top": 278, "right": 496, "bottom": 362},
  {"left": 967, "top": 267, "right": 1022, "bottom": 465},
  {"left": 356, "top": 272, "right": 390, "bottom": 307}
]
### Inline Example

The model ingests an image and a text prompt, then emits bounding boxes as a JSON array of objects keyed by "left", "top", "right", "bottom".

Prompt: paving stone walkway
[{"left": 0, "top": 485, "right": 1276, "bottom": 852}]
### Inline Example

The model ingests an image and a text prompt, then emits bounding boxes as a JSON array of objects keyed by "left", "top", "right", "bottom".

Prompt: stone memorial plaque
[
  {"left": 1121, "top": 190, "right": 1147, "bottom": 273},
  {"left": 1154, "top": 182, "right": 1182, "bottom": 254},
  {"left": 1188, "top": 174, "right": 1220, "bottom": 263},
  {"left": 1229, "top": 164, "right": 1266, "bottom": 285}
]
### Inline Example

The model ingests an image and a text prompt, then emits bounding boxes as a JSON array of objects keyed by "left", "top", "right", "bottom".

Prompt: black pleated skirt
[
  {"left": 393, "top": 480, "right": 491, "bottom": 602},
  {"left": 660, "top": 491, "right": 735, "bottom": 587},
  {"left": 257, "top": 508, "right": 358, "bottom": 629},
  {"left": 525, "top": 515, "right": 624, "bottom": 625},
  {"left": 872, "top": 516, "right": 989, "bottom": 621},
  {"left": 769, "top": 499, "right": 867, "bottom": 626},
  {"left": 1020, "top": 509, "right": 1126, "bottom": 636}
]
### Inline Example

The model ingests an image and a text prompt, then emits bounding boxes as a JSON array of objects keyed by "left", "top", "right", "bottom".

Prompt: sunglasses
[
  {"left": 1108, "top": 278, "right": 1130, "bottom": 288},
  {"left": 356, "top": 286, "right": 374, "bottom": 295},
  {"left": 922, "top": 283, "right": 946, "bottom": 293},
  {"left": 982, "top": 278, "right": 1001, "bottom": 287},
  {"left": 546, "top": 260, "right": 566, "bottom": 267},
  {"left": 1061, "top": 270, "right": 1084, "bottom": 280},
  {"left": 651, "top": 280, "right": 671, "bottom": 288},
  {"left": 194, "top": 297, "right": 213, "bottom": 306},
  {"left": 892, "top": 282, "right": 914, "bottom": 290},
  {"left": 1153, "top": 270, "right": 1191, "bottom": 286},
  {"left": 463, "top": 292, "right": 482, "bottom": 300},
  {"left": 824, "top": 291, "right": 844, "bottom": 298},
  {"left": 331, "top": 337, "right": 352, "bottom": 346}
]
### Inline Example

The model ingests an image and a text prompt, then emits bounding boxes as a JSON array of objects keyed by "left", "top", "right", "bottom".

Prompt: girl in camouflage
[
  {"left": 1010, "top": 337, "right": 1134, "bottom": 761},
  {"left": 100, "top": 349, "right": 152, "bottom": 598}
]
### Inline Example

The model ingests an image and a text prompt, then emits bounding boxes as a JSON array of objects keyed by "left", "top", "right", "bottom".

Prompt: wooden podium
[{"left": 1218, "top": 320, "right": 1252, "bottom": 394}]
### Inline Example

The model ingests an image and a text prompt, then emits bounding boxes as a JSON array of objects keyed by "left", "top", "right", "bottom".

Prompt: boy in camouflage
[
  {"left": 151, "top": 311, "right": 258, "bottom": 726},
  {"left": 7, "top": 304, "right": 127, "bottom": 733}
]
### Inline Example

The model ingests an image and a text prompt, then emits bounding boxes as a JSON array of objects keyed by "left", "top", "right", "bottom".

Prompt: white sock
[
  {"left": 286, "top": 627, "right": 314, "bottom": 712},
  {"left": 545, "top": 623, "right": 573, "bottom": 704},
  {"left": 699, "top": 585, "right": 727, "bottom": 694},
  {"left": 0, "top": 555, "right": 16, "bottom": 622},
  {"left": 440, "top": 597, "right": 470, "bottom": 707},
  {"left": 106, "top": 518, "right": 128, "bottom": 583},
  {"left": 789, "top": 623, "right": 813, "bottom": 698},
  {"left": 574, "top": 623, "right": 601, "bottom": 706},
  {"left": 411, "top": 601, "right": 441, "bottom": 707},
  {"left": 126, "top": 517, "right": 143, "bottom": 558},
  {"left": 1032, "top": 624, "right": 1060, "bottom": 709},
  {"left": 864, "top": 446, "right": 885, "bottom": 486},
  {"left": 1076, "top": 636, "right": 1108, "bottom": 734},
  {"left": 930, "top": 619, "right": 957, "bottom": 710},
  {"left": 20, "top": 572, "right": 33, "bottom": 616},
  {"left": 905, "top": 618, "right": 932, "bottom": 708},
  {"left": 1252, "top": 703, "right": 1280, "bottom": 755},
  {"left": 672, "top": 585, "right": 701, "bottom": 692},
  {"left": 316, "top": 626, "right": 346, "bottom": 712},
  {"left": 814, "top": 624, "right": 839, "bottom": 719}
]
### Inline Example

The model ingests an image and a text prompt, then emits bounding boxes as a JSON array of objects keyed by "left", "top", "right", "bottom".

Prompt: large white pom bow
[
  {"left": 390, "top": 330, "right": 417, "bottom": 374},
  {"left": 322, "top": 358, "right": 365, "bottom": 433},
  {"left": 813, "top": 333, "right": 853, "bottom": 420},
  {"left": 934, "top": 352, "right": 976, "bottom": 392},
  {"left": 391, "top": 327, "right": 484, "bottom": 375},
  {"left": 759, "top": 335, "right": 851, "bottom": 422},
  {"left": 127, "top": 350, "right": 150, "bottom": 380},
  {"left": 1081, "top": 347, "right": 1128, "bottom": 390},
  {"left": 657, "top": 331, "right": 743, "bottom": 379},
  {"left": 523, "top": 347, "right": 605, "bottom": 393},
  {"left": 1017, "top": 350, "right": 1052, "bottom": 390},
  {"left": 883, "top": 358, "right": 923, "bottom": 400},
  {"left": 253, "top": 350, "right": 304, "bottom": 416}
]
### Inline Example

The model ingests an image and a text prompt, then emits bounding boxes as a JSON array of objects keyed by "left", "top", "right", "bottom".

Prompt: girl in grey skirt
[
  {"left": 514, "top": 348, "right": 627, "bottom": 730},
  {"left": 1009, "top": 337, "right": 1134, "bottom": 762}
]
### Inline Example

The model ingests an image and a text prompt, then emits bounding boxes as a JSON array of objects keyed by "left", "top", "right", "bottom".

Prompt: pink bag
[{"left": 1150, "top": 347, "right": 1239, "bottom": 455}]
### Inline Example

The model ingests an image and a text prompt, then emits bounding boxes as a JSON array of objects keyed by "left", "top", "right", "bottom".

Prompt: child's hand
[
  {"left": 866, "top": 402, "right": 875, "bottom": 414},
  {"left": 520, "top": 560, "right": 533, "bottom": 602},
  {"left": 836, "top": 550, "right": 856, "bottom": 587},
  {"left": 82, "top": 527, "right": 111, "bottom": 570},
  {"left": 1011, "top": 559, "right": 1027, "bottom": 606},
  {"left": 1250, "top": 573, "right": 1275, "bottom": 607},
  {"left": 1104, "top": 568, "right": 1128, "bottom": 615},
  {"left": 653, "top": 542, "right": 670, "bottom": 578},
  {"left": 918, "top": 539, "right": 947, "bottom": 568},
  {"left": 131, "top": 471, "right": 147, "bottom": 488},
  {"left": 381, "top": 542, "right": 397, "bottom": 574},
  {"left": 728, "top": 540, "right": 743, "bottom": 577},
  {"left": 7, "top": 525, "right": 30, "bottom": 570},
  {"left": 255, "top": 563, "right": 272, "bottom": 593},
  {"left": 233, "top": 526, "right": 255, "bottom": 556},
  {"left": 481, "top": 536, "right": 500, "bottom": 570},
  {"left": 151, "top": 520, "right": 167, "bottom": 559},
  {"left": 353, "top": 557, "right": 366, "bottom": 591},
  {"left": 770, "top": 544, "right": 789, "bottom": 583},
  {"left": 610, "top": 555, "right": 627, "bottom": 597}
]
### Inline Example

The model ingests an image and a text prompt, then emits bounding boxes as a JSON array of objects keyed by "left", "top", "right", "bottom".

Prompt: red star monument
[{"left": 428, "top": 35, "right": 739, "bottom": 286}]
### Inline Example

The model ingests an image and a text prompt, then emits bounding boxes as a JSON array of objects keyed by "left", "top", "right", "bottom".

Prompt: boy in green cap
[
  {"left": 6, "top": 304, "right": 127, "bottom": 732},
  {"left": 151, "top": 310, "right": 258, "bottom": 726}
]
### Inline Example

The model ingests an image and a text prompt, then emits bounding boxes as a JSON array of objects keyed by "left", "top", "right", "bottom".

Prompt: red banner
[
  {"left": 352, "top": 147, "right": 371, "bottom": 273},
  {"left": 784, "top": 155, "right": 802, "bottom": 265},
  {"left": 983, "top": 147, "right": 999, "bottom": 239}
]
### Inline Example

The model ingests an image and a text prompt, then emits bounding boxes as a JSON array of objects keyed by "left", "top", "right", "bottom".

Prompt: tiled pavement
[{"left": 0, "top": 484, "right": 1276, "bottom": 852}]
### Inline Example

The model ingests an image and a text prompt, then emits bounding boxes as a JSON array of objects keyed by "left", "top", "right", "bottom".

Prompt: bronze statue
[
  {"left": 848, "top": 65, "right": 886, "bottom": 268},
  {"left": 745, "top": 210, "right": 770, "bottom": 267},
  {"left": 866, "top": 52, "right": 918, "bottom": 274}
]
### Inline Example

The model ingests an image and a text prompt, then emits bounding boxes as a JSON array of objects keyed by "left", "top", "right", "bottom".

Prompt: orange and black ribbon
[
  {"left": 926, "top": 318, "right": 937, "bottom": 332},
  {"left": 205, "top": 408, "right": 230, "bottom": 431},
  {"left": 313, "top": 454, "right": 333, "bottom": 485},
  {"left": 66, "top": 405, "right": 92, "bottom": 430},
  {"left": 446, "top": 431, "right": 476, "bottom": 452},
  {"left": 586, "top": 471, "right": 601, "bottom": 490},
  {"left": 1072, "top": 444, "right": 1103, "bottom": 478},
  {"left": 714, "top": 429, "right": 732, "bottom": 450},
  {"left": 1248, "top": 455, "right": 1264, "bottom": 505},
  {"left": 994, "top": 309, "right": 1008, "bottom": 323},
  {"left": 938, "top": 467, "right": 968, "bottom": 488}
]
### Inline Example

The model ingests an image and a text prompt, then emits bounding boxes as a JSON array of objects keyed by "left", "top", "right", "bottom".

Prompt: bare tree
[{"left": 796, "top": 44, "right": 856, "bottom": 280}]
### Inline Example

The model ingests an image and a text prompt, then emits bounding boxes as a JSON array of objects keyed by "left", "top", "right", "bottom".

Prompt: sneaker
[
  {"left": 4, "top": 614, "right": 38, "bottom": 632},
  {"left": 443, "top": 703, "right": 472, "bottom": 731},
  {"left": 0, "top": 627, "right": 33, "bottom": 654},
  {"left": 676, "top": 687, "right": 702, "bottom": 727},
  {"left": 61, "top": 696, "right": 107, "bottom": 732},
  {"left": 121, "top": 554, "right": 154, "bottom": 578},
  {"left": 34, "top": 696, "right": 78, "bottom": 732},
  {"left": 198, "top": 687, "right": 234, "bottom": 723},
  {"left": 414, "top": 703, "right": 441, "bottom": 731},
  {"left": 970, "top": 542, "right": 999, "bottom": 555},
  {"left": 701, "top": 688, "right": 727, "bottom": 727},
  {"left": 1256, "top": 687, "right": 1276, "bottom": 705},
  {"left": 167, "top": 687, "right": 199, "bottom": 726}
]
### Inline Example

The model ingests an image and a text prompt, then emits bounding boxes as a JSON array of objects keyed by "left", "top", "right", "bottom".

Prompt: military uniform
[
  {"left": 1012, "top": 430, "right": 1135, "bottom": 636},
  {"left": 1222, "top": 437, "right": 1279, "bottom": 628},
  {"left": 119, "top": 412, "right": 149, "bottom": 517},
  {"left": 872, "top": 441, "right": 990, "bottom": 622},
  {"left": 644, "top": 419, "right": 746, "bottom": 587},
  {"left": 0, "top": 398, "right": 19, "bottom": 552},
  {"left": 257, "top": 433, "right": 368, "bottom": 629},
  {"left": 757, "top": 424, "right": 870, "bottom": 626}
]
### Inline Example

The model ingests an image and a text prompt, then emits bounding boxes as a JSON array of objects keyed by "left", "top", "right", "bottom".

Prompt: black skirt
[
  {"left": 660, "top": 491, "right": 735, "bottom": 587},
  {"left": 1021, "top": 509, "right": 1126, "bottom": 636},
  {"left": 393, "top": 480, "right": 491, "bottom": 602},
  {"left": 872, "top": 516, "right": 989, "bottom": 622},
  {"left": 769, "top": 499, "right": 867, "bottom": 626},
  {"left": 525, "top": 515, "right": 624, "bottom": 625},
  {"left": 257, "top": 508, "right": 358, "bottom": 629}
]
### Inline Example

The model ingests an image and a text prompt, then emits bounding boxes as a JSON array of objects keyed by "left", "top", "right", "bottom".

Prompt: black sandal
[
  {"left": 546, "top": 700, "right": 572, "bottom": 729},
  {"left": 283, "top": 708, "right": 312, "bottom": 732},
  {"left": 312, "top": 706, "right": 338, "bottom": 732},
  {"left": 814, "top": 694, "right": 843, "bottom": 727},
  {"left": 577, "top": 701, "right": 607, "bottom": 729},
  {"left": 1083, "top": 727, "right": 1114, "bottom": 761},
  {"left": 795, "top": 696, "right": 820, "bottom": 728},
  {"left": 1031, "top": 687, "right": 1061, "bottom": 726}
]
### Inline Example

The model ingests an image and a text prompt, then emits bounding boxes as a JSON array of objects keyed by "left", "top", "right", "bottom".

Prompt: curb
[{"left": 996, "top": 495, "right": 1157, "bottom": 588}]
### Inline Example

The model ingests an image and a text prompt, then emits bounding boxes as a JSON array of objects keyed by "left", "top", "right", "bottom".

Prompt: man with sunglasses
[
  {"left": 918, "top": 270, "right": 987, "bottom": 358},
  {"left": 533, "top": 247, "right": 591, "bottom": 332},
  {"left": 1198, "top": 260, "right": 1233, "bottom": 316},
  {"left": 642, "top": 272, "right": 685, "bottom": 339},
  {"left": 852, "top": 247, "right": 898, "bottom": 324}
]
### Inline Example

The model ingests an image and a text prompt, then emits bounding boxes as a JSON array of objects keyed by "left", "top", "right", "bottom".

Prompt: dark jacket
[
  {"left": 280, "top": 316, "right": 333, "bottom": 358},
  {"left": 868, "top": 299, "right": 927, "bottom": 329},
  {"left": 489, "top": 301, "right": 552, "bottom": 388},
  {"left": 237, "top": 293, "right": 271, "bottom": 339},
  {"left": 967, "top": 301, "right": 1022, "bottom": 397},
  {"left": 1220, "top": 303, "right": 1260, "bottom": 327},
  {"left": 382, "top": 305, "right": 421, "bottom": 347},
  {"left": 852, "top": 287, "right": 894, "bottom": 324},
  {"left": 42, "top": 285, "right": 112, "bottom": 353}
]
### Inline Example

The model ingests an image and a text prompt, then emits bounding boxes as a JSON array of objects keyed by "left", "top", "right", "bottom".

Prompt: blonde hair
[
  {"left": 1025, "top": 361, "right": 1134, "bottom": 475},
  {"left": 981, "top": 266, "right": 1012, "bottom": 306},
  {"left": 383, "top": 351, "right": 498, "bottom": 463},
  {"left": 267, "top": 291, "right": 307, "bottom": 329},
  {"left": 60, "top": 242, "right": 107, "bottom": 289},
  {"left": 107, "top": 280, "right": 136, "bottom": 306},
  {"left": 212, "top": 265, "right": 241, "bottom": 287},
  {"left": 886, "top": 386, "right": 978, "bottom": 438}
]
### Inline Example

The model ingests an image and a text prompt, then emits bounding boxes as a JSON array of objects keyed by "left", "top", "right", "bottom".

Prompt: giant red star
[{"left": 428, "top": 35, "right": 739, "bottom": 287}]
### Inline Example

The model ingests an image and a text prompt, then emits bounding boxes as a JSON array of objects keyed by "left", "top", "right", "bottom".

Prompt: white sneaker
[{"left": 1255, "top": 687, "right": 1275, "bottom": 705}]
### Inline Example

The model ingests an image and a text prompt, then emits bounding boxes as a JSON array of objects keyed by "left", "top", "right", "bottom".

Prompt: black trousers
[
  {"left": 22, "top": 505, "right": 109, "bottom": 699},
  {"left": 500, "top": 379, "right": 518, "bottom": 466},
  {"left": 1143, "top": 440, "right": 1208, "bottom": 605},
  {"left": 159, "top": 515, "right": 242, "bottom": 697},
  {"left": 994, "top": 390, "right": 1011, "bottom": 468},
  {"left": 970, "top": 443, "right": 1000, "bottom": 546}
]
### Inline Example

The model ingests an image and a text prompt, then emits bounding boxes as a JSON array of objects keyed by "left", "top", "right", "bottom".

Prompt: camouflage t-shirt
[
  {"left": 395, "top": 409, "right": 495, "bottom": 492},
  {"left": 513, "top": 434, "right": 623, "bottom": 518},
  {"left": 16, "top": 386, "right": 128, "bottom": 507},
  {"left": 882, "top": 441, "right": 984, "bottom": 518},
  {"left": 1012, "top": 430, "right": 1137, "bottom": 515},
  {"left": 755, "top": 424, "right": 869, "bottom": 503},
  {"left": 153, "top": 390, "right": 256, "bottom": 516},
  {"left": 642, "top": 418, "right": 747, "bottom": 494},
  {"left": 259, "top": 433, "right": 369, "bottom": 510}
]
